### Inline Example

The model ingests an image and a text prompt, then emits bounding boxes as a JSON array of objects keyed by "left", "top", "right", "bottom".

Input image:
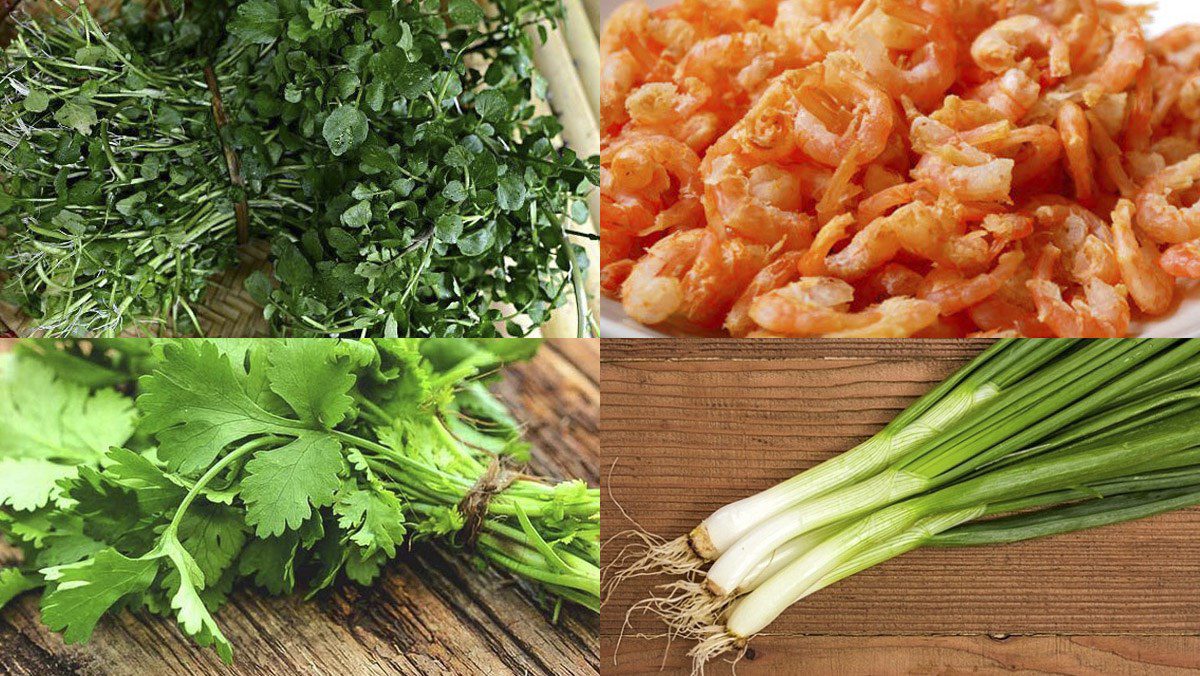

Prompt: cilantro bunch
[
  {"left": 0, "top": 0, "right": 599, "bottom": 337},
  {"left": 0, "top": 338, "right": 598, "bottom": 662}
]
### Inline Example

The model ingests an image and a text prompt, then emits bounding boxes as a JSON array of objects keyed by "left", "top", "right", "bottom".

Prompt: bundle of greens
[
  {"left": 0, "top": 337, "right": 598, "bottom": 662},
  {"left": 0, "top": 0, "right": 599, "bottom": 337},
  {"left": 609, "top": 339, "right": 1200, "bottom": 673},
  {"left": 0, "top": 6, "right": 252, "bottom": 335}
]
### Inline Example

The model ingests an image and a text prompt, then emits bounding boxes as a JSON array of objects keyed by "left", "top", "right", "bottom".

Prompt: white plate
[{"left": 599, "top": 0, "right": 1200, "bottom": 338}]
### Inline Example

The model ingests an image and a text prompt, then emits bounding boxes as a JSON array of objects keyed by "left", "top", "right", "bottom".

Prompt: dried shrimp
[{"left": 602, "top": 0, "right": 1200, "bottom": 337}]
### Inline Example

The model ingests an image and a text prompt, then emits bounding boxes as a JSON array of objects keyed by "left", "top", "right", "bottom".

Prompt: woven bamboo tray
[{"left": 0, "top": 0, "right": 600, "bottom": 338}]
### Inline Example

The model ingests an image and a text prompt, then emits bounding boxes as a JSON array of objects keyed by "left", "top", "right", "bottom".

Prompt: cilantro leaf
[
  {"left": 240, "top": 434, "right": 344, "bottom": 537},
  {"left": 335, "top": 487, "right": 406, "bottom": 558},
  {"left": 178, "top": 503, "right": 248, "bottom": 585},
  {"left": 138, "top": 341, "right": 302, "bottom": 475},
  {"left": 264, "top": 340, "right": 358, "bottom": 428},
  {"left": 0, "top": 355, "right": 136, "bottom": 462},
  {"left": 159, "top": 537, "right": 234, "bottom": 662},
  {"left": 237, "top": 535, "right": 299, "bottom": 595},
  {"left": 40, "top": 548, "right": 159, "bottom": 644},
  {"left": 104, "top": 448, "right": 189, "bottom": 514},
  {"left": 0, "top": 458, "right": 76, "bottom": 511},
  {"left": 0, "top": 568, "right": 41, "bottom": 610}
]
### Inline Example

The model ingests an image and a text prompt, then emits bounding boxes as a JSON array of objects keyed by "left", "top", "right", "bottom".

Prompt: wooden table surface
[
  {"left": 602, "top": 340, "right": 1200, "bottom": 675},
  {"left": 0, "top": 339, "right": 600, "bottom": 676}
]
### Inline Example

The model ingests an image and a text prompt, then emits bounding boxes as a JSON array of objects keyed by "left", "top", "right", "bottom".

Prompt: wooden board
[
  {"left": 601, "top": 339, "right": 1200, "bottom": 675},
  {"left": 0, "top": 339, "right": 600, "bottom": 676}
]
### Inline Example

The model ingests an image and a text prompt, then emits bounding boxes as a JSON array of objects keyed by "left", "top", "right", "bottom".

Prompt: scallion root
[
  {"left": 687, "top": 626, "right": 746, "bottom": 676},
  {"left": 625, "top": 579, "right": 735, "bottom": 641},
  {"left": 602, "top": 532, "right": 705, "bottom": 603}
]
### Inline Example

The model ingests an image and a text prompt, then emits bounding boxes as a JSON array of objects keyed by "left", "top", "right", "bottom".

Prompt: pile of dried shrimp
[{"left": 601, "top": 0, "right": 1200, "bottom": 337}]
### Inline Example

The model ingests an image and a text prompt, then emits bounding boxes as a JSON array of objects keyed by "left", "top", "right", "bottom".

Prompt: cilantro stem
[{"left": 164, "top": 436, "right": 278, "bottom": 536}]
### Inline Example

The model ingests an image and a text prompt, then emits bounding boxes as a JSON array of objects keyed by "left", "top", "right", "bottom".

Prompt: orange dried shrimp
[{"left": 601, "top": 0, "right": 1200, "bottom": 337}]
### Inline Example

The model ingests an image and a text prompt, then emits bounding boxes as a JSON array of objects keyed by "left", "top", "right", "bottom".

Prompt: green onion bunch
[{"left": 610, "top": 339, "right": 1200, "bottom": 672}]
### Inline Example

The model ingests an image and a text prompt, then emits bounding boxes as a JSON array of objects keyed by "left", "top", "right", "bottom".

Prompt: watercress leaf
[
  {"left": 23, "top": 89, "right": 50, "bottom": 113},
  {"left": 73, "top": 45, "right": 108, "bottom": 66},
  {"left": 229, "top": 0, "right": 282, "bottom": 44},
  {"left": 447, "top": 0, "right": 484, "bottom": 26},
  {"left": 52, "top": 209, "right": 87, "bottom": 235},
  {"left": 457, "top": 221, "right": 496, "bottom": 256},
  {"left": 322, "top": 105, "right": 369, "bottom": 157},
  {"left": 570, "top": 199, "right": 591, "bottom": 224},
  {"left": 240, "top": 434, "right": 344, "bottom": 538},
  {"left": 443, "top": 180, "right": 468, "bottom": 203},
  {"left": 332, "top": 71, "right": 360, "bottom": 100},
  {"left": 54, "top": 99, "right": 97, "bottom": 136},
  {"left": 435, "top": 213, "right": 463, "bottom": 243},
  {"left": 244, "top": 270, "right": 273, "bottom": 305},
  {"left": 274, "top": 241, "right": 314, "bottom": 287},
  {"left": 395, "top": 61, "right": 433, "bottom": 99},
  {"left": 325, "top": 227, "right": 359, "bottom": 256},
  {"left": 473, "top": 89, "right": 507, "bottom": 122},
  {"left": 341, "top": 200, "right": 373, "bottom": 228},
  {"left": 115, "top": 192, "right": 147, "bottom": 217},
  {"left": 496, "top": 174, "right": 526, "bottom": 211}
]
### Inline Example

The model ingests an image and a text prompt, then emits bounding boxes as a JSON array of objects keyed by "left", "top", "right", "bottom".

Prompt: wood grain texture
[
  {"left": 601, "top": 339, "right": 1200, "bottom": 675},
  {"left": 0, "top": 338, "right": 599, "bottom": 676}
]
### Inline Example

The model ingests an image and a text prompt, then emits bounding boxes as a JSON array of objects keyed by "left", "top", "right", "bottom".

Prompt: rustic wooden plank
[
  {"left": 600, "top": 338, "right": 995, "bottom": 362},
  {"left": 0, "top": 339, "right": 599, "bottom": 675},
  {"left": 605, "top": 635, "right": 1200, "bottom": 675},
  {"left": 601, "top": 340, "right": 1200, "bottom": 673}
]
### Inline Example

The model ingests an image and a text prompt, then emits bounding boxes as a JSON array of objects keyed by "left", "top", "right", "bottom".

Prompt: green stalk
[
  {"left": 724, "top": 404, "right": 1200, "bottom": 637},
  {"left": 688, "top": 340, "right": 1064, "bottom": 560},
  {"left": 702, "top": 341, "right": 1178, "bottom": 596},
  {"left": 931, "top": 486, "right": 1200, "bottom": 547},
  {"left": 900, "top": 340, "right": 1165, "bottom": 479}
]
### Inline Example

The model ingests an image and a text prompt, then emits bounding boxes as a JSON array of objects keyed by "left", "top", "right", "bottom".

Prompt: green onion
[
  {"left": 724, "top": 400, "right": 1200, "bottom": 639},
  {"left": 704, "top": 340, "right": 1194, "bottom": 597},
  {"left": 607, "top": 340, "right": 1074, "bottom": 592},
  {"left": 614, "top": 339, "right": 1200, "bottom": 673}
]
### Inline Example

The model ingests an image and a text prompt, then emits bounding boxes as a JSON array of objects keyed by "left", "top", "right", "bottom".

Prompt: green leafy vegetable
[
  {"left": 0, "top": 0, "right": 599, "bottom": 337},
  {"left": 0, "top": 338, "right": 597, "bottom": 663}
]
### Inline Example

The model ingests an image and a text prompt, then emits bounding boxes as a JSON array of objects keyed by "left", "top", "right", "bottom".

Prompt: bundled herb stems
[
  {"left": 609, "top": 339, "right": 1200, "bottom": 673},
  {"left": 0, "top": 338, "right": 599, "bottom": 661}
]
